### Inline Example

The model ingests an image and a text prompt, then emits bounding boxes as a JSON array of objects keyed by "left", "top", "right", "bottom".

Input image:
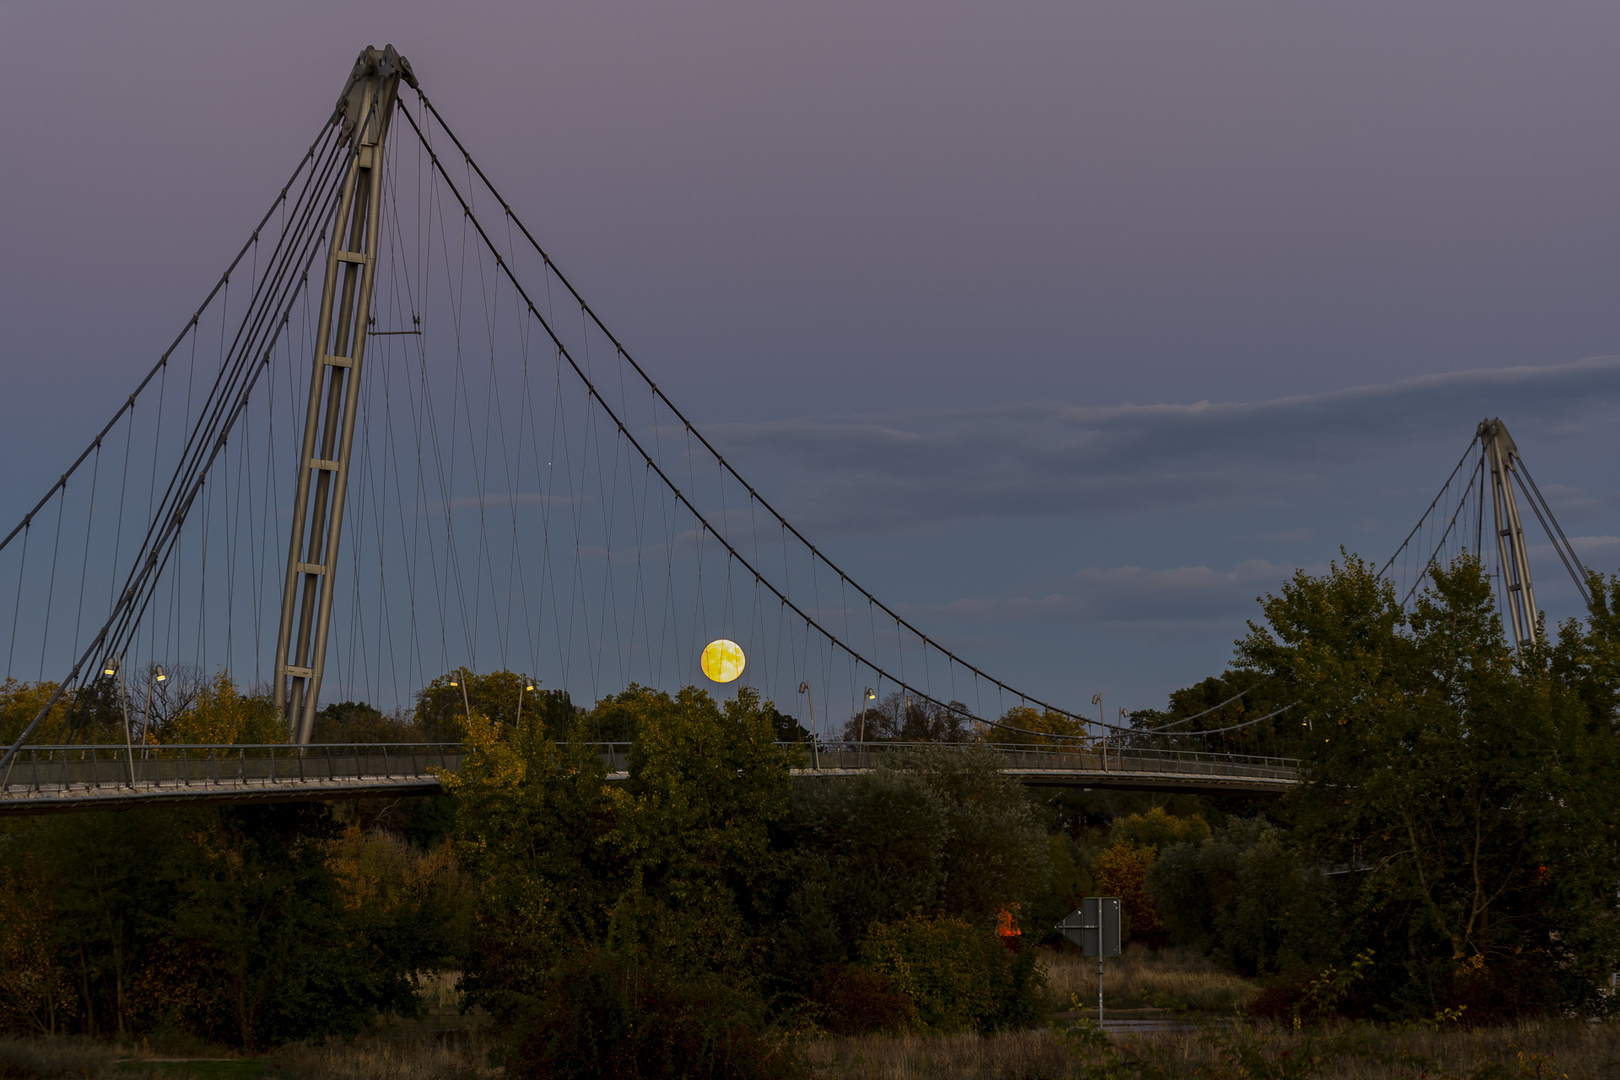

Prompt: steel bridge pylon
[
  {"left": 274, "top": 46, "right": 414, "bottom": 745},
  {"left": 1478, "top": 418, "right": 1539, "bottom": 650}
]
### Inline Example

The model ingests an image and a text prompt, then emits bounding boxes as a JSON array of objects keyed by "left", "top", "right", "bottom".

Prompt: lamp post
[
  {"left": 798, "top": 681, "right": 819, "bottom": 770},
  {"left": 103, "top": 656, "right": 136, "bottom": 787},
  {"left": 141, "top": 664, "right": 166, "bottom": 749},
  {"left": 515, "top": 676, "right": 536, "bottom": 729},
  {"left": 859, "top": 687, "right": 875, "bottom": 744},
  {"left": 1092, "top": 693, "right": 1106, "bottom": 772},
  {"left": 448, "top": 669, "right": 474, "bottom": 730}
]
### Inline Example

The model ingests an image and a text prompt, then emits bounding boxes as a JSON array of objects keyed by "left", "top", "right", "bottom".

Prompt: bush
[
  {"left": 811, "top": 965, "right": 915, "bottom": 1035},
  {"left": 509, "top": 948, "right": 793, "bottom": 1080},
  {"left": 857, "top": 916, "right": 1045, "bottom": 1034}
]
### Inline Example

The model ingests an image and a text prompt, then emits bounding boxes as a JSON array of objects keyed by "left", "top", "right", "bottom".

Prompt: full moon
[{"left": 700, "top": 639, "right": 746, "bottom": 683}]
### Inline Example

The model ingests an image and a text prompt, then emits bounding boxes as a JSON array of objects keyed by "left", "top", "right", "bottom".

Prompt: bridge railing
[
  {"left": 787, "top": 740, "right": 1299, "bottom": 779},
  {"left": 0, "top": 738, "right": 1298, "bottom": 798},
  {"left": 0, "top": 743, "right": 466, "bottom": 796}
]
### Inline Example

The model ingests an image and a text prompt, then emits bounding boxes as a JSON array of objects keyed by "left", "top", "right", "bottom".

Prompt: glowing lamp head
[
  {"left": 154, "top": 666, "right": 166, "bottom": 683},
  {"left": 701, "top": 639, "right": 746, "bottom": 684},
  {"left": 102, "top": 658, "right": 118, "bottom": 677}
]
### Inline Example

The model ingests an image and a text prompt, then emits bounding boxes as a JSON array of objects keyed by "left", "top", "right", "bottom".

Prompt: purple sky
[{"left": 2, "top": 0, "right": 1617, "bottom": 710}]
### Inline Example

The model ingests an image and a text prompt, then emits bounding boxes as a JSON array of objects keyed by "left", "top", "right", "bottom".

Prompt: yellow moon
[{"left": 701, "top": 639, "right": 746, "bottom": 683}]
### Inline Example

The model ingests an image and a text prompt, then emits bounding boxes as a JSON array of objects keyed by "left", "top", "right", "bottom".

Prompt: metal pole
[
  {"left": 799, "top": 681, "right": 820, "bottom": 770},
  {"left": 1093, "top": 693, "right": 1106, "bottom": 772},
  {"left": 1098, "top": 955, "right": 1105, "bottom": 1026},
  {"left": 114, "top": 657, "right": 135, "bottom": 787}
]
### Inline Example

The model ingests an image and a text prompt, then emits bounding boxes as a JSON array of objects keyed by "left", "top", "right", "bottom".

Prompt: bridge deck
[{"left": 0, "top": 742, "right": 1297, "bottom": 814}]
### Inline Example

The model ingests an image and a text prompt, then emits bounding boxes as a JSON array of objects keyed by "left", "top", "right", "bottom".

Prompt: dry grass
[
  {"left": 806, "top": 1020, "right": 1620, "bottom": 1079},
  {"left": 802, "top": 1029, "right": 1070, "bottom": 1080},
  {"left": 0, "top": 1036, "right": 124, "bottom": 1078},
  {"left": 1075, "top": 1019, "right": 1620, "bottom": 1078},
  {"left": 6, "top": 1020, "right": 1620, "bottom": 1080},
  {"left": 261, "top": 1031, "right": 494, "bottom": 1079},
  {"left": 1042, "top": 944, "right": 1258, "bottom": 1015}
]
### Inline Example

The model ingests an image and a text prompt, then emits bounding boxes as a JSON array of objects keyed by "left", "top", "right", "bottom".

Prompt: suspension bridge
[{"left": 0, "top": 47, "right": 1590, "bottom": 813}]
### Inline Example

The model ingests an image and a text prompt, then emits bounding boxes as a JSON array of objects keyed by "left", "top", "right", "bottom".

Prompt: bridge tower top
[{"left": 1477, "top": 417, "right": 1539, "bottom": 650}]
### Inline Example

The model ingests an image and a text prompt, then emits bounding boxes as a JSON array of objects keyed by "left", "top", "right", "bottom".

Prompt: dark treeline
[
  {"left": 0, "top": 800, "right": 465, "bottom": 1047},
  {"left": 1, "top": 552, "right": 1618, "bottom": 1077}
]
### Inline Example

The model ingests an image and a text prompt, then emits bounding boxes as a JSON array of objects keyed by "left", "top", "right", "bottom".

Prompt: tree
[
  {"left": 991, "top": 705, "right": 1089, "bottom": 748},
  {"left": 0, "top": 679, "right": 71, "bottom": 745},
  {"left": 1124, "top": 668, "right": 1297, "bottom": 756},
  {"left": 0, "top": 803, "right": 434, "bottom": 1047},
  {"left": 415, "top": 670, "right": 574, "bottom": 743},
  {"left": 445, "top": 682, "right": 798, "bottom": 1076},
  {"left": 312, "top": 700, "right": 424, "bottom": 743},
  {"left": 1148, "top": 817, "right": 1331, "bottom": 974},
  {"left": 158, "top": 672, "right": 281, "bottom": 745},
  {"left": 775, "top": 743, "right": 1048, "bottom": 1005},
  {"left": 1238, "top": 552, "right": 1620, "bottom": 1016}
]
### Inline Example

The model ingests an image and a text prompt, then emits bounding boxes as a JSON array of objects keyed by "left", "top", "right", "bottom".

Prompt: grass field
[
  {"left": 5, "top": 950, "right": 1617, "bottom": 1080},
  {"left": 804, "top": 1020, "right": 1620, "bottom": 1078},
  {"left": 9, "top": 1021, "right": 1620, "bottom": 1078},
  {"left": 1042, "top": 943, "right": 1259, "bottom": 1016}
]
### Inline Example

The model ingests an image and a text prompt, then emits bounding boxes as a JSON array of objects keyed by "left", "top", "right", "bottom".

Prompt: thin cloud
[
  {"left": 701, "top": 356, "right": 1620, "bottom": 533},
  {"left": 909, "top": 559, "right": 1321, "bottom": 635}
]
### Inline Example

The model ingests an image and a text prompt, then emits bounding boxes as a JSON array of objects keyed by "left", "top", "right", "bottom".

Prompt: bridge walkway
[{"left": 0, "top": 742, "right": 1298, "bottom": 814}]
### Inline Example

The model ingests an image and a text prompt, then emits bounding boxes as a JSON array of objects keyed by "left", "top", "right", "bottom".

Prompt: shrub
[
  {"left": 811, "top": 964, "right": 915, "bottom": 1035},
  {"left": 509, "top": 948, "right": 793, "bottom": 1080},
  {"left": 857, "top": 916, "right": 1045, "bottom": 1034}
]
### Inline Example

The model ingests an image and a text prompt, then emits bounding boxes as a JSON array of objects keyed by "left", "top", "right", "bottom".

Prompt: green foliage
[
  {"left": 155, "top": 673, "right": 281, "bottom": 745},
  {"left": 1023, "top": 833, "right": 1093, "bottom": 944},
  {"left": 1111, "top": 806, "right": 1211, "bottom": 851},
  {"left": 989, "top": 705, "right": 1088, "bottom": 747},
  {"left": 1148, "top": 817, "right": 1331, "bottom": 974},
  {"left": 508, "top": 947, "right": 794, "bottom": 1080},
  {"left": 415, "top": 670, "right": 573, "bottom": 743},
  {"left": 773, "top": 744, "right": 1050, "bottom": 1035},
  {"left": 311, "top": 701, "right": 423, "bottom": 743},
  {"left": 446, "top": 683, "right": 796, "bottom": 1061},
  {"left": 857, "top": 916, "right": 1045, "bottom": 1033},
  {"left": 1126, "top": 667, "right": 1297, "bottom": 756},
  {"left": 0, "top": 804, "right": 449, "bottom": 1047},
  {"left": 0, "top": 678, "right": 102, "bottom": 745},
  {"left": 775, "top": 744, "right": 1047, "bottom": 990},
  {"left": 1239, "top": 552, "right": 1620, "bottom": 1017}
]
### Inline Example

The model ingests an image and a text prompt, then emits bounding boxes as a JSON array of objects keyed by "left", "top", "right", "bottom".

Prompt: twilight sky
[{"left": 1, "top": 0, "right": 1617, "bottom": 711}]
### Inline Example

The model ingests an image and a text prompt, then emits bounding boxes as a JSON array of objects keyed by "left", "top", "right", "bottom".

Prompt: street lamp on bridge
[{"left": 797, "top": 681, "right": 820, "bottom": 771}]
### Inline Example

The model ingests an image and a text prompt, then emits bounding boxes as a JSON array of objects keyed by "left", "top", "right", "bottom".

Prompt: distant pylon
[{"left": 1478, "top": 417, "right": 1539, "bottom": 650}]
